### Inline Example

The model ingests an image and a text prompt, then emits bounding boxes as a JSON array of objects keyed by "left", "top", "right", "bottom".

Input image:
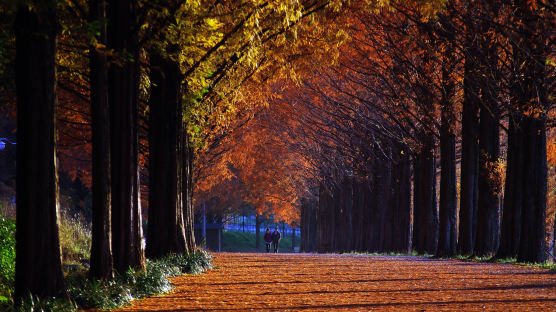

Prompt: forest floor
[{"left": 116, "top": 252, "right": 556, "bottom": 311}]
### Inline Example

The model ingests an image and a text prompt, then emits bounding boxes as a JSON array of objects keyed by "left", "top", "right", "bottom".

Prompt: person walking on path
[
  {"left": 264, "top": 228, "right": 272, "bottom": 253},
  {"left": 271, "top": 227, "right": 281, "bottom": 253}
]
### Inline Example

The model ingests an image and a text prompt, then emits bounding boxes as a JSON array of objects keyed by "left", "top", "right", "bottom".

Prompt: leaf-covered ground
[{"left": 117, "top": 253, "right": 556, "bottom": 311}]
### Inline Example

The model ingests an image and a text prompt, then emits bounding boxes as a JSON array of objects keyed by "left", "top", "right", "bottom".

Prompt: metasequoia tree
[
  {"left": 14, "top": 1, "right": 68, "bottom": 302},
  {"left": 88, "top": 0, "right": 113, "bottom": 280},
  {"left": 107, "top": 0, "right": 146, "bottom": 273}
]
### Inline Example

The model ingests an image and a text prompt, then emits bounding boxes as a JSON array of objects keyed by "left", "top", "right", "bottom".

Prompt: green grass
[
  {"left": 222, "top": 231, "right": 299, "bottom": 253},
  {"left": 0, "top": 216, "right": 15, "bottom": 306},
  {"left": 449, "top": 254, "right": 556, "bottom": 272}
]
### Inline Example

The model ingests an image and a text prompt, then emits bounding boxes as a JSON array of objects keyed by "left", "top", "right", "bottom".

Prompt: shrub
[
  {"left": 67, "top": 250, "right": 213, "bottom": 310},
  {"left": 58, "top": 210, "right": 91, "bottom": 264},
  {"left": 0, "top": 216, "right": 15, "bottom": 304}
]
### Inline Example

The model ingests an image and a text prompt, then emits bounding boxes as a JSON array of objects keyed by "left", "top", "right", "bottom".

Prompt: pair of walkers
[{"left": 263, "top": 228, "right": 281, "bottom": 253}]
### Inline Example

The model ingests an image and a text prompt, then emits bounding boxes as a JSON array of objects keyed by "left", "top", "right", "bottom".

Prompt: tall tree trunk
[
  {"left": 89, "top": 0, "right": 113, "bottom": 280},
  {"left": 437, "top": 47, "right": 458, "bottom": 257},
  {"left": 300, "top": 199, "right": 307, "bottom": 252},
  {"left": 342, "top": 176, "right": 354, "bottom": 252},
  {"left": 14, "top": 3, "right": 68, "bottom": 302},
  {"left": 291, "top": 225, "right": 296, "bottom": 251},
  {"left": 390, "top": 147, "right": 411, "bottom": 252},
  {"left": 413, "top": 131, "right": 438, "bottom": 255},
  {"left": 497, "top": 117, "right": 523, "bottom": 259},
  {"left": 368, "top": 170, "right": 380, "bottom": 252},
  {"left": 317, "top": 183, "right": 333, "bottom": 252},
  {"left": 376, "top": 155, "right": 392, "bottom": 252},
  {"left": 457, "top": 15, "right": 480, "bottom": 257},
  {"left": 475, "top": 101, "right": 501, "bottom": 257},
  {"left": 183, "top": 134, "right": 196, "bottom": 253},
  {"left": 255, "top": 214, "right": 261, "bottom": 249},
  {"left": 146, "top": 54, "right": 187, "bottom": 258},
  {"left": 352, "top": 180, "right": 363, "bottom": 251},
  {"left": 308, "top": 198, "right": 318, "bottom": 252},
  {"left": 515, "top": 0, "right": 549, "bottom": 263},
  {"left": 107, "top": 0, "right": 145, "bottom": 273},
  {"left": 332, "top": 184, "right": 342, "bottom": 252},
  {"left": 474, "top": 0, "right": 502, "bottom": 259},
  {"left": 517, "top": 116, "right": 547, "bottom": 262}
]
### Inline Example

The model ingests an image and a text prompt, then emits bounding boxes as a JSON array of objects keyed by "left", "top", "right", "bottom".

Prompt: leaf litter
[{"left": 116, "top": 252, "right": 556, "bottom": 311}]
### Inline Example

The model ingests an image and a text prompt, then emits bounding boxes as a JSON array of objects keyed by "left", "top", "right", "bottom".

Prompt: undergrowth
[
  {"left": 1, "top": 250, "right": 212, "bottom": 312},
  {"left": 0, "top": 216, "right": 15, "bottom": 305},
  {"left": 453, "top": 254, "right": 556, "bottom": 272},
  {"left": 58, "top": 210, "right": 91, "bottom": 264},
  {"left": 68, "top": 250, "right": 212, "bottom": 310}
]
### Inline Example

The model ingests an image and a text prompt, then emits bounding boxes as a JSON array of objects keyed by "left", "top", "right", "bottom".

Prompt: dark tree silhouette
[{"left": 14, "top": 3, "right": 67, "bottom": 303}]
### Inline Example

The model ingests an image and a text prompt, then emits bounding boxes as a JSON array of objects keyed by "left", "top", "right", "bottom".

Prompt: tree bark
[
  {"left": 146, "top": 53, "right": 187, "bottom": 258},
  {"left": 182, "top": 134, "right": 196, "bottom": 253},
  {"left": 457, "top": 15, "right": 480, "bottom": 257},
  {"left": 255, "top": 214, "right": 261, "bottom": 249},
  {"left": 474, "top": 0, "right": 502, "bottom": 259},
  {"left": 437, "top": 47, "right": 458, "bottom": 258},
  {"left": 342, "top": 176, "right": 354, "bottom": 252},
  {"left": 107, "top": 0, "right": 145, "bottom": 273},
  {"left": 497, "top": 117, "right": 523, "bottom": 259},
  {"left": 317, "top": 183, "right": 333, "bottom": 253},
  {"left": 474, "top": 94, "right": 501, "bottom": 257},
  {"left": 515, "top": 0, "right": 549, "bottom": 263},
  {"left": 376, "top": 155, "right": 392, "bottom": 252},
  {"left": 89, "top": 0, "right": 113, "bottom": 280},
  {"left": 412, "top": 131, "right": 438, "bottom": 255},
  {"left": 291, "top": 225, "right": 296, "bottom": 251},
  {"left": 14, "top": 3, "right": 68, "bottom": 302},
  {"left": 390, "top": 147, "right": 411, "bottom": 253}
]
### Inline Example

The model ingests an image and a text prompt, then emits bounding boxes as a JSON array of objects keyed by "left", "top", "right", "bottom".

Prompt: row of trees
[
  {"left": 4, "top": 0, "right": 552, "bottom": 304},
  {"left": 7, "top": 0, "right": 356, "bottom": 304},
  {"left": 295, "top": 0, "right": 554, "bottom": 262}
]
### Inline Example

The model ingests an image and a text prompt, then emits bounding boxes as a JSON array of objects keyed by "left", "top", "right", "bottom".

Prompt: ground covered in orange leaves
[{"left": 117, "top": 252, "right": 556, "bottom": 311}]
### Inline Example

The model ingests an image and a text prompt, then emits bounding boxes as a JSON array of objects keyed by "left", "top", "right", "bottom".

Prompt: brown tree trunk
[
  {"left": 317, "top": 183, "right": 333, "bottom": 253},
  {"left": 307, "top": 198, "right": 318, "bottom": 252},
  {"left": 255, "top": 214, "right": 261, "bottom": 249},
  {"left": 107, "top": 0, "right": 145, "bottom": 273},
  {"left": 390, "top": 146, "right": 411, "bottom": 253},
  {"left": 437, "top": 47, "right": 458, "bottom": 257},
  {"left": 291, "top": 225, "right": 296, "bottom": 251},
  {"left": 14, "top": 3, "right": 68, "bottom": 302},
  {"left": 376, "top": 155, "right": 392, "bottom": 252},
  {"left": 146, "top": 53, "right": 187, "bottom": 258},
  {"left": 517, "top": 116, "right": 547, "bottom": 262},
  {"left": 457, "top": 14, "right": 481, "bottom": 257},
  {"left": 515, "top": 0, "right": 549, "bottom": 263},
  {"left": 183, "top": 134, "right": 196, "bottom": 253},
  {"left": 474, "top": 0, "right": 502, "bottom": 259},
  {"left": 412, "top": 131, "right": 438, "bottom": 255},
  {"left": 342, "top": 176, "right": 354, "bottom": 252},
  {"left": 497, "top": 117, "right": 523, "bottom": 259},
  {"left": 89, "top": 0, "right": 113, "bottom": 280},
  {"left": 474, "top": 95, "right": 500, "bottom": 257}
]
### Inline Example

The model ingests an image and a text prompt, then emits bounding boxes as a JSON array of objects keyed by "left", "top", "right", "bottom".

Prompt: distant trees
[{"left": 282, "top": 1, "right": 554, "bottom": 261}]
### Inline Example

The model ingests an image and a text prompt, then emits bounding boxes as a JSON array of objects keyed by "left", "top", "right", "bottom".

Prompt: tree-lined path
[{"left": 117, "top": 253, "right": 556, "bottom": 311}]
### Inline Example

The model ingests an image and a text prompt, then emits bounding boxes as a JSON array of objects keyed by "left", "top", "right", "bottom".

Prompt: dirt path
[{"left": 117, "top": 253, "right": 556, "bottom": 311}]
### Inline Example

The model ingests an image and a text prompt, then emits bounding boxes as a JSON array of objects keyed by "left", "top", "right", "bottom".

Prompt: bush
[
  {"left": 67, "top": 250, "right": 213, "bottom": 310},
  {"left": 0, "top": 216, "right": 15, "bottom": 304},
  {"left": 58, "top": 210, "right": 91, "bottom": 264}
]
